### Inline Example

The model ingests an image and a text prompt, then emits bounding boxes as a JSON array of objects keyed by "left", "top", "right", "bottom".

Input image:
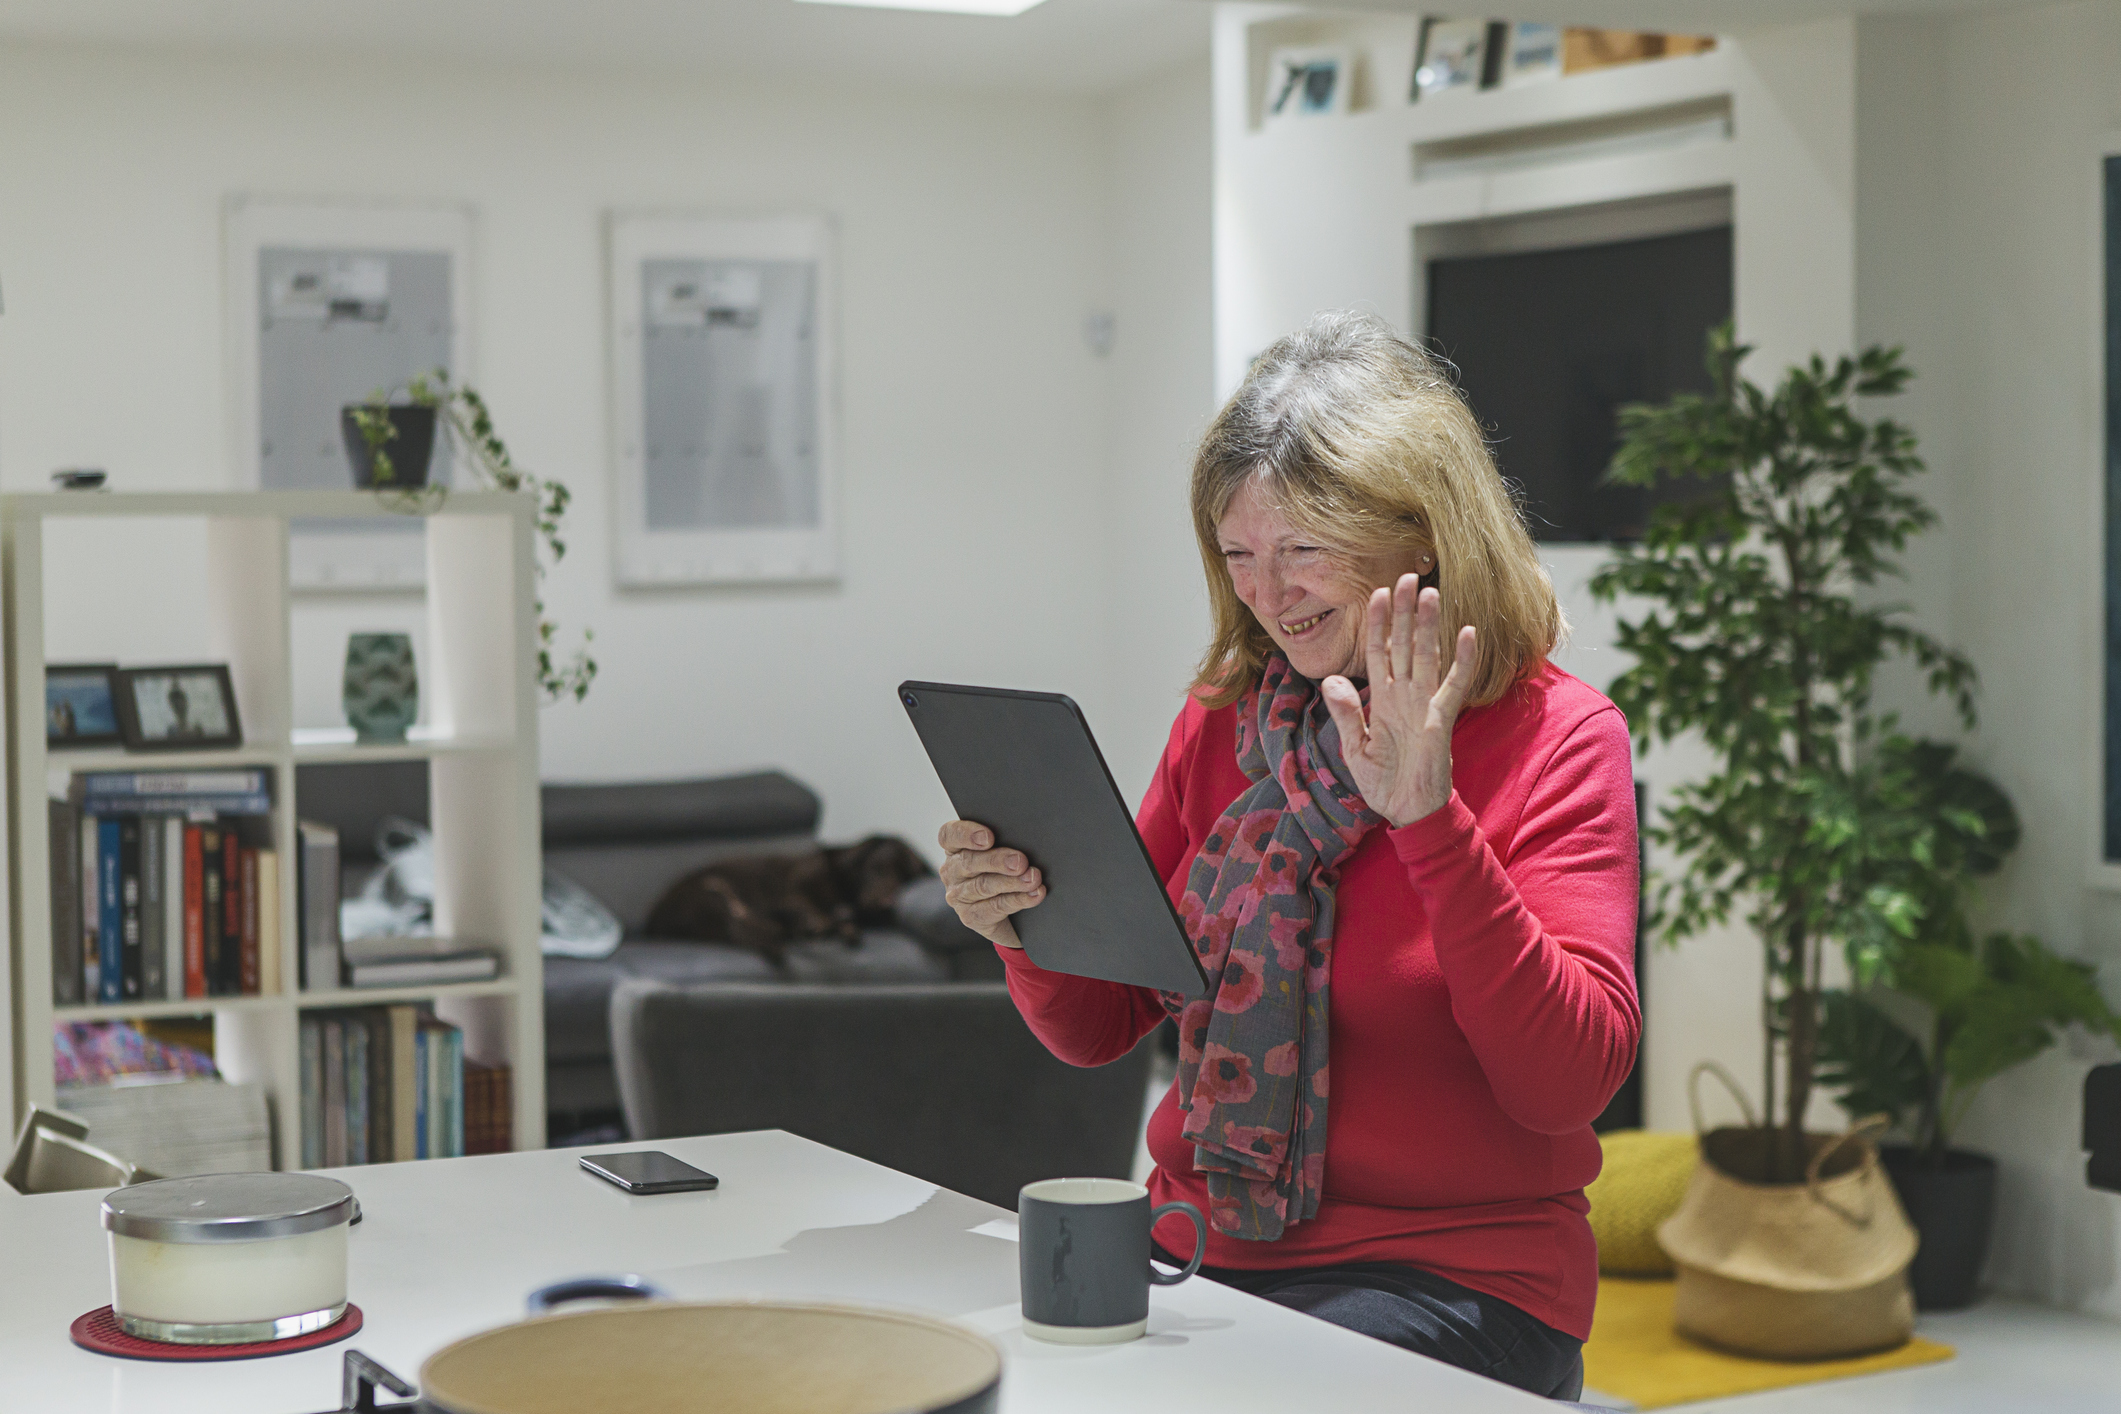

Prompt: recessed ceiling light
[{"left": 793, "top": 0, "right": 1049, "bottom": 15}]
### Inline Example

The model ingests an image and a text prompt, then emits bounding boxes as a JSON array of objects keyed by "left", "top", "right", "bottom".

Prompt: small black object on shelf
[
  {"left": 52, "top": 468, "right": 107, "bottom": 491},
  {"left": 339, "top": 405, "right": 437, "bottom": 490},
  {"left": 2087, "top": 1062, "right": 2121, "bottom": 1193}
]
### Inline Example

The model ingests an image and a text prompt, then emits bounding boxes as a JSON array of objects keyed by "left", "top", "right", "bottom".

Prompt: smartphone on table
[{"left": 580, "top": 1150, "right": 720, "bottom": 1195}]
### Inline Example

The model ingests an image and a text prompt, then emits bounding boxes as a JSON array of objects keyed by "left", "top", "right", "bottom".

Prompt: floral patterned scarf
[{"left": 1161, "top": 652, "right": 1383, "bottom": 1241}]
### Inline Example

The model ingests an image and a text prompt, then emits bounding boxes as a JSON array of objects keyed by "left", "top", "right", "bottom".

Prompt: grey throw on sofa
[{"left": 611, "top": 980, "right": 1153, "bottom": 1210}]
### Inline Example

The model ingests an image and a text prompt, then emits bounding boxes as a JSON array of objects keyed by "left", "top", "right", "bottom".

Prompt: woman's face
[{"left": 1216, "top": 477, "right": 1426, "bottom": 682}]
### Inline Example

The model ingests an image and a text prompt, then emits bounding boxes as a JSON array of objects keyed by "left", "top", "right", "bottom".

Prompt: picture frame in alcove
[
  {"left": 607, "top": 211, "right": 840, "bottom": 588},
  {"left": 46, "top": 663, "right": 122, "bottom": 749},
  {"left": 1265, "top": 46, "right": 1354, "bottom": 122},
  {"left": 112, "top": 665, "right": 243, "bottom": 752},
  {"left": 222, "top": 195, "right": 474, "bottom": 591}
]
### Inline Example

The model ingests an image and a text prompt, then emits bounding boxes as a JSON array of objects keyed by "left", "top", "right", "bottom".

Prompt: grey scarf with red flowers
[{"left": 1161, "top": 652, "right": 1383, "bottom": 1241}]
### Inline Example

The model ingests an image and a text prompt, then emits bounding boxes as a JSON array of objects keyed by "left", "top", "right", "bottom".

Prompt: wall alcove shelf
[{"left": 2, "top": 490, "right": 546, "bottom": 1168}]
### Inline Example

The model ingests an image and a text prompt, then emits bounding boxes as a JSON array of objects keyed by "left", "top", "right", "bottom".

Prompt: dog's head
[{"left": 826, "top": 835, "right": 934, "bottom": 920}]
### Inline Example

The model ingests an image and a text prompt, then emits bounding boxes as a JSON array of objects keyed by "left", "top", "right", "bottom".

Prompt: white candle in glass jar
[{"left": 102, "top": 1174, "right": 354, "bottom": 1344}]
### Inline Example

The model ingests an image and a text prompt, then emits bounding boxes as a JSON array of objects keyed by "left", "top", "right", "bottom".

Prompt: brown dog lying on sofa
[{"left": 643, "top": 835, "right": 932, "bottom": 963}]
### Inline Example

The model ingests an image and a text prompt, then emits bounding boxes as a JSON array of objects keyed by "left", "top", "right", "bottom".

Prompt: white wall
[
  {"left": 1096, "top": 59, "right": 1217, "bottom": 807},
  {"left": 1902, "top": 0, "right": 2121, "bottom": 1319},
  {"left": 0, "top": 39, "right": 1216, "bottom": 853}
]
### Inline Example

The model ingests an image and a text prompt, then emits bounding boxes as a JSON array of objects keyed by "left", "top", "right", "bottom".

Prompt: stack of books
[
  {"left": 296, "top": 819, "right": 501, "bottom": 991},
  {"left": 55, "top": 1077, "right": 273, "bottom": 1177},
  {"left": 48, "top": 770, "right": 276, "bottom": 1005},
  {"left": 299, "top": 1007, "right": 509, "bottom": 1165}
]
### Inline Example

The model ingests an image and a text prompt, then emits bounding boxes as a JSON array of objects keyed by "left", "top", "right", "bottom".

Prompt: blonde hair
[{"left": 1191, "top": 310, "right": 1561, "bottom": 709}]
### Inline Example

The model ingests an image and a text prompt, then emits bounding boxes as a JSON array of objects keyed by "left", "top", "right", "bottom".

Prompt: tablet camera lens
[{"left": 902, "top": 692, "right": 919, "bottom": 710}]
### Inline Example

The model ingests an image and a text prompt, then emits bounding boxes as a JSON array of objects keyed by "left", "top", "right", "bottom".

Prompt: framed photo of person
[
  {"left": 112, "top": 665, "right": 244, "bottom": 752},
  {"left": 46, "top": 664, "right": 122, "bottom": 749}
]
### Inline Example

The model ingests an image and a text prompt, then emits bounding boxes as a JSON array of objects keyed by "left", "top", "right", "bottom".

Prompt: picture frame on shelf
[
  {"left": 608, "top": 211, "right": 839, "bottom": 588},
  {"left": 223, "top": 196, "right": 475, "bottom": 591},
  {"left": 1265, "top": 45, "right": 1354, "bottom": 122},
  {"left": 112, "top": 665, "right": 244, "bottom": 752},
  {"left": 1502, "top": 22, "right": 1564, "bottom": 87},
  {"left": 46, "top": 664, "right": 121, "bottom": 749},
  {"left": 1413, "top": 19, "right": 1495, "bottom": 100}
]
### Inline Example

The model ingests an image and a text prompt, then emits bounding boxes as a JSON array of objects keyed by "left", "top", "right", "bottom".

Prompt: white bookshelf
[{"left": 2, "top": 490, "right": 546, "bottom": 1169}]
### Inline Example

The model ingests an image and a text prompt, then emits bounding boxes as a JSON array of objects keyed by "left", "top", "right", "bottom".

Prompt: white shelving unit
[{"left": 3, "top": 490, "right": 546, "bottom": 1168}]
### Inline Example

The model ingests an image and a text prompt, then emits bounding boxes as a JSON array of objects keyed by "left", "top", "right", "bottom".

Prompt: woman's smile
[{"left": 1217, "top": 478, "right": 1425, "bottom": 681}]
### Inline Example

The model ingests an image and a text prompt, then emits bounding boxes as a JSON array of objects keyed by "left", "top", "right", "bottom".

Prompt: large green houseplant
[
  {"left": 1588, "top": 326, "right": 1980, "bottom": 1181},
  {"left": 1813, "top": 742, "right": 2121, "bottom": 1306}
]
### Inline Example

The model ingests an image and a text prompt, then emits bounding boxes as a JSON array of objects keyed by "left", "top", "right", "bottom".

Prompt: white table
[{"left": 0, "top": 1131, "right": 1545, "bottom": 1411}]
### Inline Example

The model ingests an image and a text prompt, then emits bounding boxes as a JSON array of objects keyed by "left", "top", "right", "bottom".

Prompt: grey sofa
[
  {"left": 540, "top": 769, "right": 1007, "bottom": 1119},
  {"left": 296, "top": 763, "right": 1150, "bottom": 1201}
]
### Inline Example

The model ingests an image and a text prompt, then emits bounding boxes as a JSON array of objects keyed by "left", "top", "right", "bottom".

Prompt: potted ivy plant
[
  {"left": 346, "top": 372, "right": 595, "bottom": 703},
  {"left": 1817, "top": 744, "right": 2121, "bottom": 1308},
  {"left": 1589, "top": 328, "right": 1993, "bottom": 1356}
]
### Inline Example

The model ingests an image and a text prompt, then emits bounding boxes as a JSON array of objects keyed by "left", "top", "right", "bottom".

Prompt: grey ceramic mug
[{"left": 1018, "top": 1178, "right": 1206, "bottom": 1344}]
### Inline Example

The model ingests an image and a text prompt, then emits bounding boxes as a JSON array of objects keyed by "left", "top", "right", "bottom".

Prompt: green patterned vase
[{"left": 343, "top": 633, "right": 418, "bottom": 743}]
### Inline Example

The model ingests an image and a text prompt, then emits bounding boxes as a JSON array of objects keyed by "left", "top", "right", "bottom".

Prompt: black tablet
[{"left": 899, "top": 681, "right": 1209, "bottom": 996}]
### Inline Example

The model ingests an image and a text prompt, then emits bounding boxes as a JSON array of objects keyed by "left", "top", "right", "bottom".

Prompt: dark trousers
[{"left": 1158, "top": 1247, "right": 1586, "bottom": 1401}]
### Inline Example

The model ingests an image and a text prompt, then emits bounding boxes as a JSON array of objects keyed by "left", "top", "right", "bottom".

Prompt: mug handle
[
  {"left": 1148, "top": 1201, "right": 1207, "bottom": 1286},
  {"left": 526, "top": 1275, "right": 669, "bottom": 1312}
]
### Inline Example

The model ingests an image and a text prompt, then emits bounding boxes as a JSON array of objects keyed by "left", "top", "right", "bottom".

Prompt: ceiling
[{"left": 0, "top": 0, "right": 2067, "bottom": 96}]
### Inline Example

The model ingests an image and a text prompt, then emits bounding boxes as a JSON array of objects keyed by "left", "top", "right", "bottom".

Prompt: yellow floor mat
[{"left": 1581, "top": 1278, "right": 1954, "bottom": 1410}]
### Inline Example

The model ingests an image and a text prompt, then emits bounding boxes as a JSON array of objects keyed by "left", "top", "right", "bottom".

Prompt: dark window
[{"left": 1426, "top": 224, "right": 1734, "bottom": 543}]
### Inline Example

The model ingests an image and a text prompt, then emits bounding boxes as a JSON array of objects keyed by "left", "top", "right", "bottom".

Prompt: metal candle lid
[{"left": 102, "top": 1174, "right": 356, "bottom": 1244}]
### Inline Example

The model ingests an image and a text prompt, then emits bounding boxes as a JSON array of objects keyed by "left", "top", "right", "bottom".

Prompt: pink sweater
[{"left": 998, "top": 661, "right": 1640, "bottom": 1339}]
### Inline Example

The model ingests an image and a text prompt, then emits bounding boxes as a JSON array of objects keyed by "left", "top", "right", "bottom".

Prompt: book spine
[
  {"left": 390, "top": 1006, "right": 418, "bottom": 1163},
  {"left": 346, "top": 1018, "right": 369, "bottom": 1166},
  {"left": 414, "top": 1026, "right": 430, "bottom": 1160},
  {"left": 81, "top": 813, "right": 101, "bottom": 1004},
  {"left": 182, "top": 824, "right": 206, "bottom": 998},
  {"left": 299, "top": 823, "right": 343, "bottom": 992},
  {"left": 98, "top": 818, "right": 122, "bottom": 1003},
  {"left": 220, "top": 828, "right": 242, "bottom": 996},
  {"left": 256, "top": 849, "right": 280, "bottom": 997},
  {"left": 50, "top": 799, "right": 81, "bottom": 1007},
  {"left": 445, "top": 1026, "right": 464, "bottom": 1159},
  {"left": 239, "top": 847, "right": 260, "bottom": 996},
  {"left": 139, "top": 815, "right": 164, "bottom": 1001},
  {"left": 80, "top": 769, "right": 270, "bottom": 799},
  {"left": 366, "top": 1010, "right": 391, "bottom": 1164},
  {"left": 299, "top": 1016, "right": 324, "bottom": 1170},
  {"left": 82, "top": 794, "right": 274, "bottom": 817},
  {"left": 323, "top": 1017, "right": 347, "bottom": 1167},
  {"left": 119, "top": 817, "right": 143, "bottom": 1000},
  {"left": 163, "top": 818, "right": 185, "bottom": 1000},
  {"left": 200, "top": 827, "right": 224, "bottom": 996}
]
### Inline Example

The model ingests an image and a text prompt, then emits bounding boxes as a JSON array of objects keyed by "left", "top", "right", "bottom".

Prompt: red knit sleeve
[
  {"left": 1388, "top": 706, "right": 1641, "bottom": 1134},
  {"left": 996, "top": 703, "right": 1196, "bottom": 1066}
]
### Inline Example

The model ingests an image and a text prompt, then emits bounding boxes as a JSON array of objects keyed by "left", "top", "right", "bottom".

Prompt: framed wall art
[
  {"left": 223, "top": 197, "right": 474, "bottom": 590},
  {"left": 607, "top": 212, "right": 838, "bottom": 587}
]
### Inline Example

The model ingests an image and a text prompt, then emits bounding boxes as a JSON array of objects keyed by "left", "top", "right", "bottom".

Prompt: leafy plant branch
[
  {"left": 1591, "top": 324, "right": 1977, "bottom": 1179},
  {"left": 350, "top": 371, "right": 596, "bottom": 703}
]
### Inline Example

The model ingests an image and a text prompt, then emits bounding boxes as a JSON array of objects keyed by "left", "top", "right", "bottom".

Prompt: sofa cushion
[
  {"left": 542, "top": 771, "right": 819, "bottom": 847},
  {"left": 892, "top": 876, "right": 989, "bottom": 954},
  {"left": 782, "top": 931, "right": 950, "bottom": 985},
  {"left": 544, "top": 930, "right": 947, "bottom": 1066},
  {"left": 544, "top": 942, "right": 775, "bottom": 1063}
]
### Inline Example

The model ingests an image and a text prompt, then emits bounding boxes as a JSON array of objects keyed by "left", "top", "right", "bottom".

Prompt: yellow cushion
[{"left": 1588, "top": 1130, "right": 1698, "bottom": 1277}]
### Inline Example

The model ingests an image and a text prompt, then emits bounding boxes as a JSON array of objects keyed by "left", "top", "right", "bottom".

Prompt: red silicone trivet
[{"left": 70, "top": 1303, "right": 363, "bottom": 1362}]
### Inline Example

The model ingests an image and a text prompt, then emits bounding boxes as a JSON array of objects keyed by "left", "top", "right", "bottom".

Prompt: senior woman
[{"left": 938, "top": 312, "right": 1638, "bottom": 1401}]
